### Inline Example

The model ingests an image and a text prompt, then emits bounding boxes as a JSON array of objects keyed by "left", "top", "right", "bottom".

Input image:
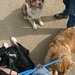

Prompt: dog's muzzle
[{"left": 37, "top": 3, "right": 42, "bottom": 10}]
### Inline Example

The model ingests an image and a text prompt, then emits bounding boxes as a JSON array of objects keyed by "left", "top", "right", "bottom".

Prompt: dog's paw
[
  {"left": 33, "top": 25, "right": 37, "bottom": 30},
  {"left": 11, "top": 36, "right": 17, "bottom": 44},
  {"left": 3, "top": 42, "right": 9, "bottom": 48},
  {"left": 53, "top": 70, "right": 58, "bottom": 75},
  {"left": 39, "top": 21, "right": 44, "bottom": 26}
]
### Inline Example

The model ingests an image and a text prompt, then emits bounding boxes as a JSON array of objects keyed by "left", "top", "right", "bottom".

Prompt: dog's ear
[
  {"left": 25, "top": 0, "right": 32, "bottom": 7},
  {"left": 25, "top": 0, "right": 31, "bottom": 3},
  {"left": 42, "top": 0, "right": 44, "bottom": 3},
  {"left": 22, "top": 48, "right": 29, "bottom": 55},
  {"left": 26, "top": 49, "right": 29, "bottom": 55}
]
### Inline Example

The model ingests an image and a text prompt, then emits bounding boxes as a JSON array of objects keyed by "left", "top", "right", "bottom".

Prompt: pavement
[{"left": 0, "top": 0, "right": 75, "bottom": 75}]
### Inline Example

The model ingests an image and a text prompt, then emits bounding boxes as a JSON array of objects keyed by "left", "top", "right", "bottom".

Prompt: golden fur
[
  {"left": 44, "top": 27, "right": 75, "bottom": 75},
  {"left": 21, "top": 0, "right": 44, "bottom": 29}
]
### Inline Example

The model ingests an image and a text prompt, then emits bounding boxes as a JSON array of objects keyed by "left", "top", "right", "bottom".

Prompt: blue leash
[
  {"left": 19, "top": 58, "right": 63, "bottom": 75},
  {"left": 43, "top": 58, "right": 63, "bottom": 67},
  {"left": 19, "top": 68, "right": 37, "bottom": 75}
]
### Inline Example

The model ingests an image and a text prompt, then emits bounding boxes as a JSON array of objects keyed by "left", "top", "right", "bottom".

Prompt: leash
[
  {"left": 6, "top": 51, "right": 18, "bottom": 72},
  {"left": 19, "top": 58, "right": 63, "bottom": 75}
]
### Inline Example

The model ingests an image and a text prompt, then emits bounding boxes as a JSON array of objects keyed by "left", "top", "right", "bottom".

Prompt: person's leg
[
  {"left": 62, "top": 0, "right": 70, "bottom": 17},
  {"left": 54, "top": 0, "right": 70, "bottom": 19},
  {"left": 67, "top": 0, "right": 75, "bottom": 27}
]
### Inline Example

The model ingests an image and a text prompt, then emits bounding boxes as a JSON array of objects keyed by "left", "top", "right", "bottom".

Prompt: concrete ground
[{"left": 0, "top": 0, "right": 75, "bottom": 75}]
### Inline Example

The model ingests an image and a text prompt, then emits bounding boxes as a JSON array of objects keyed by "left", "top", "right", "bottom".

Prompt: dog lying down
[
  {"left": 0, "top": 37, "right": 34, "bottom": 73},
  {"left": 45, "top": 27, "right": 75, "bottom": 75}
]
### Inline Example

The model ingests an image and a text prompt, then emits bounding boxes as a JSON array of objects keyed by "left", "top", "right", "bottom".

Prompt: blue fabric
[
  {"left": 67, "top": 0, "right": 75, "bottom": 27},
  {"left": 32, "top": 67, "right": 51, "bottom": 75},
  {"left": 67, "top": 16, "right": 75, "bottom": 27},
  {"left": 32, "top": 64, "right": 51, "bottom": 75},
  {"left": 62, "top": 0, "right": 75, "bottom": 27},
  {"left": 62, "top": 0, "right": 70, "bottom": 17}
]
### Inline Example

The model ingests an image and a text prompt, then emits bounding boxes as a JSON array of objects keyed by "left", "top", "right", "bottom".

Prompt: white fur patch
[
  {"left": 33, "top": 24, "right": 37, "bottom": 30},
  {"left": 39, "top": 21, "right": 44, "bottom": 26},
  {"left": 65, "top": 44, "right": 71, "bottom": 53},
  {"left": 0, "top": 57, "right": 1, "bottom": 61},
  {"left": 9, "top": 54, "right": 17, "bottom": 58},
  {"left": 3, "top": 43, "right": 9, "bottom": 48},
  {"left": 11, "top": 36, "right": 17, "bottom": 44},
  {"left": 54, "top": 70, "right": 58, "bottom": 75},
  {"left": 25, "top": 3, "right": 44, "bottom": 19}
]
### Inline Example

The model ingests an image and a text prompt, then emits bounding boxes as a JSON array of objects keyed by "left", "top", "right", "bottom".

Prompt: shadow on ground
[
  {"left": 0, "top": 8, "right": 63, "bottom": 64},
  {"left": 0, "top": 8, "right": 59, "bottom": 40},
  {"left": 30, "top": 29, "right": 62, "bottom": 65}
]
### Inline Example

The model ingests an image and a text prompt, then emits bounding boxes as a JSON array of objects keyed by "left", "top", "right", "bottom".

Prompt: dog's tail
[{"left": 3, "top": 42, "right": 9, "bottom": 49}]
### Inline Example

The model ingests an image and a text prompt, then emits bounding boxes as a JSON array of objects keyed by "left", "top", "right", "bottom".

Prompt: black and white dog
[{"left": 0, "top": 37, "right": 34, "bottom": 73}]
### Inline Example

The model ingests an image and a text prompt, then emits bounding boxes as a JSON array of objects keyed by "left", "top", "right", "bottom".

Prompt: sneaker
[{"left": 54, "top": 13, "right": 68, "bottom": 19}]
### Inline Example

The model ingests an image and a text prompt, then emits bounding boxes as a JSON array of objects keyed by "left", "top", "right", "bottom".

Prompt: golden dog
[{"left": 45, "top": 27, "right": 75, "bottom": 75}]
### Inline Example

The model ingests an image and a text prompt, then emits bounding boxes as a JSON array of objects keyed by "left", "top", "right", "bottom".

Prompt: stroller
[{"left": 19, "top": 58, "right": 63, "bottom": 75}]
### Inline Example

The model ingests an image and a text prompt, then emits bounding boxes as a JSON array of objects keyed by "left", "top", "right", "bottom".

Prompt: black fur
[
  {"left": 0, "top": 43, "right": 34, "bottom": 73},
  {"left": 0, "top": 47, "right": 9, "bottom": 67}
]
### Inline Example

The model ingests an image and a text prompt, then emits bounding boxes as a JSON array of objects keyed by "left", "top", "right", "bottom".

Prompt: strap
[
  {"left": 43, "top": 58, "right": 63, "bottom": 67},
  {"left": 9, "top": 67, "right": 18, "bottom": 75},
  {"left": 6, "top": 51, "right": 18, "bottom": 72}
]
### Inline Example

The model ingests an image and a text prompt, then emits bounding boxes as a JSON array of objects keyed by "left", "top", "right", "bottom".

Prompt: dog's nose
[{"left": 38, "top": 3, "right": 41, "bottom": 6}]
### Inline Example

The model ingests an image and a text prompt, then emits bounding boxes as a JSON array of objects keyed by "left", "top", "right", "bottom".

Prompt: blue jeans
[{"left": 62, "top": 0, "right": 75, "bottom": 27}]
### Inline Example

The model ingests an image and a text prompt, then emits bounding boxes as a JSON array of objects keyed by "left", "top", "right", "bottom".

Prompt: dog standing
[
  {"left": 44, "top": 27, "right": 75, "bottom": 75},
  {"left": 21, "top": 0, "right": 44, "bottom": 29}
]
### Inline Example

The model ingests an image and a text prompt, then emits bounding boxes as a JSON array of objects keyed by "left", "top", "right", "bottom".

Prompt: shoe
[{"left": 54, "top": 13, "right": 68, "bottom": 19}]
